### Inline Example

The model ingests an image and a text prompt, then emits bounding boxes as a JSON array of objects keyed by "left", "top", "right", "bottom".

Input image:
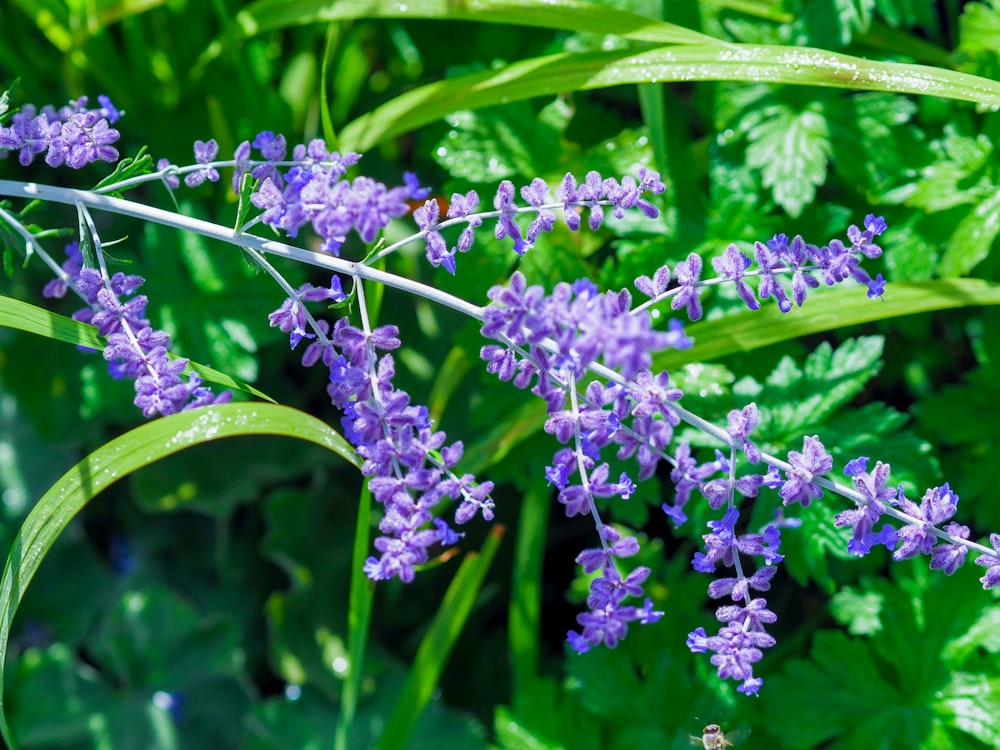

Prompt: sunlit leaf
[{"left": 339, "top": 44, "right": 1000, "bottom": 151}]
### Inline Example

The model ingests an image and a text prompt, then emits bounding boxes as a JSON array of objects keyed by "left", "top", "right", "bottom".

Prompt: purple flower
[
  {"left": 726, "top": 403, "right": 761, "bottom": 463},
  {"left": 1, "top": 96, "right": 122, "bottom": 169},
  {"left": 974, "top": 534, "right": 1000, "bottom": 590},
  {"left": 493, "top": 180, "right": 528, "bottom": 254},
  {"left": 184, "top": 139, "right": 220, "bottom": 187},
  {"left": 567, "top": 562, "right": 663, "bottom": 652},
  {"left": 670, "top": 253, "right": 705, "bottom": 321},
  {"left": 929, "top": 523, "right": 969, "bottom": 575},
  {"left": 779, "top": 436, "right": 832, "bottom": 507},
  {"left": 42, "top": 244, "right": 229, "bottom": 417},
  {"left": 712, "top": 244, "right": 759, "bottom": 310}
]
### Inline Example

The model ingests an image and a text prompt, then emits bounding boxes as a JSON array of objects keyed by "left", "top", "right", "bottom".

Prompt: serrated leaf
[
  {"left": 938, "top": 187, "right": 1000, "bottom": 277},
  {"left": 763, "top": 630, "right": 909, "bottom": 746},
  {"left": 881, "top": 216, "right": 939, "bottom": 281},
  {"left": 763, "top": 337, "right": 883, "bottom": 435},
  {"left": 830, "top": 586, "right": 885, "bottom": 635},
  {"left": 829, "top": 91, "right": 924, "bottom": 197},
  {"left": 958, "top": 1, "right": 1000, "bottom": 79},
  {"left": 767, "top": 566, "right": 1000, "bottom": 747},
  {"left": 745, "top": 103, "right": 830, "bottom": 218},
  {"left": 433, "top": 101, "right": 569, "bottom": 183},
  {"left": 801, "top": 0, "right": 875, "bottom": 46},
  {"left": 906, "top": 127, "right": 996, "bottom": 213},
  {"left": 915, "top": 365, "right": 1000, "bottom": 444},
  {"left": 874, "top": 0, "right": 937, "bottom": 28},
  {"left": 960, "top": 1, "right": 1000, "bottom": 53}
]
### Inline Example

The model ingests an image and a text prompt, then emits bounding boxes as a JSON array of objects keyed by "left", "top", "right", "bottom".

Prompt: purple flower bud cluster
[
  {"left": 634, "top": 214, "right": 888, "bottom": 321},
  {"left": 228, "top": 132, "right": 429, "bottom": 255},
  {"left": 412, "top": 168, "right": 666, "bottom": 273},
  {"left": 0, "top": 95, "right": 121, "bottom": 169},
  {"left": 678, "top": 419, "right": 791, "bottom": 695},
  {"left": 567, "top": 526, "right": 663, "bottom": 652},
  {"left": 833, "top": 457, "right": 985, "bottom": 578},
  {"left": 267, "top": 281, "right": 495, "bottom": 583},
  {"left": 42, "top": 242, "right": 231, "bottom": 417},
  {"left": 686, "top": 507, "right": 781, "bottom": 696},
  {"left": 413, "top": 191, "right": 481, "bottom": 274}
]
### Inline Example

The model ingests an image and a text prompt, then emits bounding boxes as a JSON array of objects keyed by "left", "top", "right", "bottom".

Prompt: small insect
[{"left": 691, "top": 724, "right": 734, "bottom": 749}]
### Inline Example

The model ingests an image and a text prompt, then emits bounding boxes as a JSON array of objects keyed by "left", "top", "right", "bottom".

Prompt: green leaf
[
  {"left": 761, "top": 337, "right": 884, "bottom": 437},
  {"left": 939, "top": 187, "right": 1000, "bottom": 277},
  {"left": 874, "top": 0, "right": 937, "bottom": 29},
  {"left": 244, "top": 685, "right": 337, "bottom": 750},
  {"left": 337, "top": 44, "right": 1000, "bottom": 151},
  {"left": 7, "top": 644, "right": 115, "bottom": 749},
  {"left": 261, "top": 487, "right": 357, "bottom": 701},
  {"left": 764, "top": 565, "right": 1000, "bottom": 748},
  {"left": 90, "top": 586, "right": 246, "bottom": 691},
  {"left": 0, "top": 403, "right": 358, "bottom": 749},
  {"left": 830, "top": 586, "right": 885, "bottom": 635},
  {"left": 829, "top": 91, "right": 922, "bottom": 197},
  {"left": 745, "top": 102, "right": 831, "bottom": 218},
  {"left": 958, "top": 1, "right": 1000, "bottom": 79},
  {"left": 0, "top": 295, "right": 275, "bottom": 402},
  {"left": 234, "top": 0, "right": 716, "bottom": 46},
  {"left": 432, "top": 102, "right": 568, "bottom": 183},
  {"left": 376, "top": 525, "right": 504, "bottom": 750},
  {"left": 130, "top": 437, "right": 338, "bottom": 517},
  {"left": 905, "top": 126, "right": 996, "bottom": 213},
  {"left": 9, "top": 590, "right": 254, "bottom": 750},
  {"left": 92, "top": 146, "right": 156, "bottom": 194},
  {"left": 800, "top": 0, "right": 875, "bottom": 46}
]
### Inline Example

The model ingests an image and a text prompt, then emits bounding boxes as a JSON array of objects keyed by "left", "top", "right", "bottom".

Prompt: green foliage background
[{"left": 2, "top": 0, "right": 1000, "bottom": 748}]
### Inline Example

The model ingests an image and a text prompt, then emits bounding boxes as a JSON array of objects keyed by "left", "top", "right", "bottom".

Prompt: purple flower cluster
[
  {"left": 412, "top": 168, "right": 666, "bottom": 272},
  {"left": 267, "top": 281, "right": 494, "bottom": 583},
  {"left": 0, "top": 95, "right": 121, "bottom": 169},
  {"left": 43, "top": 242, "right": 230, "bottom": 417},
  {"left": 229, "top": 132, "right": 429, "bottom": 255},
  {"left": 413, "top": 191, "right": 481, "bottom": 274},
  {"left": 478, "top": 272, "right": 692, "bottom": 650},
  {"left": 673, "top": 413, "right": 786, "bottom": 695},
  {"left": 672, "top": 411, "right": 1000, "bottom": 693},
  {"left": 633, "top": 214, "right": 888, "bottom": 321},
  {"left": 567, "top": 526, "right": 663, "bottom": 652},
  {"left": 833, "top": 457, "right": 980, "bottom": 576},
  {"left": 17, "top": 109, "right": 1000, "bottom": 704},
  {"left": 687, "top": 508, "right": 781, "bottom": 696}
]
